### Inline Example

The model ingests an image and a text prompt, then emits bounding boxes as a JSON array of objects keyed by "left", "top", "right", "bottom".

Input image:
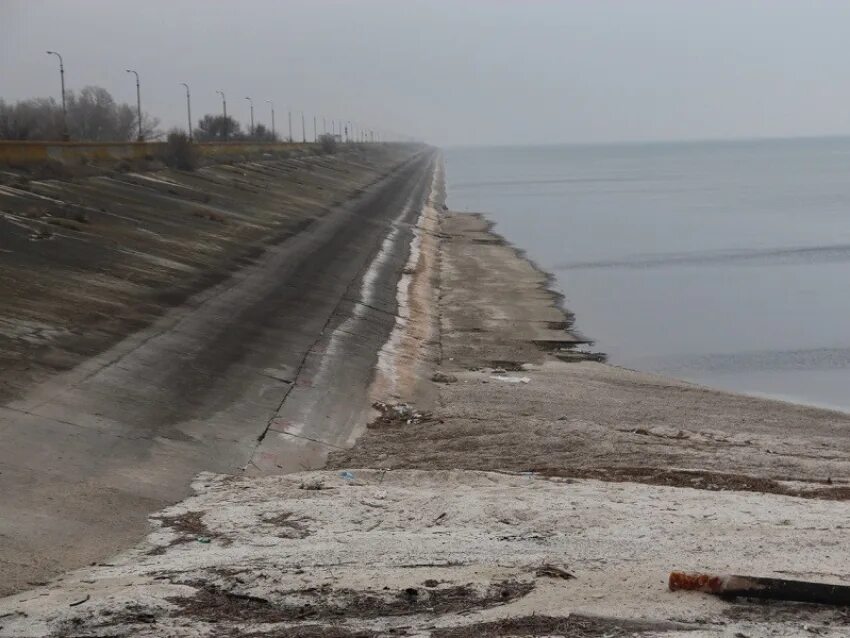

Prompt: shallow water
[{"left": 444, "top": 138, "right": 850, "bottom": 412}]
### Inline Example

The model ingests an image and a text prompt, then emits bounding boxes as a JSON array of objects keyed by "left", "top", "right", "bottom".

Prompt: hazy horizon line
[{"left": 441, "top": 132, "right": 850, "bottom": 151}]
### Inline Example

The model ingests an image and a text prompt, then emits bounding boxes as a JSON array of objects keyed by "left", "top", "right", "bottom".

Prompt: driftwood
[{"left": 669, "top": 571, "right": 850, "bottom": 606}]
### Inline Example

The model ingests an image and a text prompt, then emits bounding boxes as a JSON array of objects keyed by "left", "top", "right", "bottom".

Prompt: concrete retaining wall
[{"left": 0, "top": 140, "right": 313, "bottom": 167}]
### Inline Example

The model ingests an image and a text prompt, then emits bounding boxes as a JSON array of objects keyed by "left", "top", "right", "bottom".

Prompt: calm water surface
[{"left": 445, "top": 139, "right": 850, "bottom": 412}]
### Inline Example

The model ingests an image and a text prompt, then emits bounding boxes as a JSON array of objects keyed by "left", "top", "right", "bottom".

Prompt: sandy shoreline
[
  {"left": 2, "top": 159, "right": 850, "bottom": 636},
  {"left": 335, "top": 209, "right": 850, "bottom": 497}
]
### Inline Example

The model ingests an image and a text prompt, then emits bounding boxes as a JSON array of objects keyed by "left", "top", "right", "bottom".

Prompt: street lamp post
[
  {"left": 125, "top": 69, "right": 143, "bottom": 141},
  {"left": 265, "top": 100, "right": 275, "bottom": 139},
  {"left": 301, "top": 112, "right": 306, "bottom": 143},
  {"left": 216, "top": 90, "right": 228, "bottom": 141},
  {"left": 46, "top": 50, "right": 68, "bottom": 140},
  {"left": 244, "top": 97, "right": 254, "bottom": 137},
  {"left": 313, "top": 115, "right": 317, "bottom": 142},
  {"left": 180, "top": 83, "right": 192, "bottom": 141},
  {"left": 288, "top": 109, "right": 293, "bottom": 143}
]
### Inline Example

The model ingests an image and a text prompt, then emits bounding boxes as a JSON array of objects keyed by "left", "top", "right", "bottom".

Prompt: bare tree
[
  {"left": 248, "top": 123, "right": 278, "bottom": 142},
  {"left": 0, "top": 87, "right": 160, "bottom": 141},
  {"left": 0, "top": 97, "right": 64, "bottom": 140},
  {"left": 194, "top": 114, "right": 241, "bottom": 141}
]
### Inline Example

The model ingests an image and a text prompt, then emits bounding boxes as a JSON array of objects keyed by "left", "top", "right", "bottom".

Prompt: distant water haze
[{"left": 445, "top": 138, "right": 850, "bottom": 412}]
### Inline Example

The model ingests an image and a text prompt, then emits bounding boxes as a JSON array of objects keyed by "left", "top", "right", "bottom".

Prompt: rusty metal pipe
[{"left": 669, "top": 571, "right": 850, "bottom": 606}]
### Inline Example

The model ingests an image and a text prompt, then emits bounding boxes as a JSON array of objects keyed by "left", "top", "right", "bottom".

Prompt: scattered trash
[
  {"left": 196, "top": 536, "right": 211, "bottom": 544},
  {"left": 369, "top": 401, "right": 437, "bottom": 428},
  {"left": 535, "top": 564, "right": 575, "bottom": 580},
  {"left": 298, "top": 479, "right": 327, "bottom": 491},
  {"left": 669, "top": 571, "right": 850, "bottom": 606},
  {"left": 490, "top": 375, "right": 531, "bottom": 384},
  {"left": 340, "top": 471, "right": 356, "bottom": 482},
  {"left": 489, "top": 361, "right": 525, "bottom": 372},
  {"left": 431, "top": 371, "right": 458, "bottom": 383},
  {"left": 69, "top": 594, "right": 90, "bottom": 607}
]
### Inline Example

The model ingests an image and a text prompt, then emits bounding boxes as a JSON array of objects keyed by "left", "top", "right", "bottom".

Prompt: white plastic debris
[{"left": 490, "top": 375, "right": 531, "bottom": 384}]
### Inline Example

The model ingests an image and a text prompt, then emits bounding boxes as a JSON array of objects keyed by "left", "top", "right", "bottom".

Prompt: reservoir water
[{"left": 445, "top": 138, "right": 850, "bottom": 412}]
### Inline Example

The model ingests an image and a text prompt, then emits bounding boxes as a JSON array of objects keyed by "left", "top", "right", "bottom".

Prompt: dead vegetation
[
  {"left": 534, "top": 466, "right": 850, "bottom": 501},
  {"left": 263, "top": 512, "right": 312, "bottom": 539},
  {"left": 168, "top": 580, "right": 534, "bottom": 624},
  {"left": 431, "top": 614, "right": 688, "bottom": 637},
  {"left": 148, "top": 510, "right": 228, "bottom": 554},
  {"left": 534, "top": 563, "right": 575, "bottom": 580},
  {"left": 723, "top": 600, "right": 850, "bottom": 625}
]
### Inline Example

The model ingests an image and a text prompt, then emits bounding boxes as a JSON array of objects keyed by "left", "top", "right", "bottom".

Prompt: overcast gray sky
[{"left": 4, "top": 0, "right": 850, "bottom": 146}]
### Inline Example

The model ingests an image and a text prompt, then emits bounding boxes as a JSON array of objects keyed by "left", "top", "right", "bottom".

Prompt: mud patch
[
  {"left": 264, "top": 512, "right": 312, "bottom": 539},
  {"left": 723, "top": 600, "right": 850, "bottom": 625},
  {"left": 239, "top": 627, "right": 380, "bottom": 638},
  {"left": 170, "top": 580, "right": 534, "bottom": 623},
  {"left": 535, "top": 466, "right": 850, "bottom": 500},
  {"left": 431, "top": 614, "right": 688, "bottom": 637},
  {"left": 148, "top": 510, "right": 228, "bottom": 554}
]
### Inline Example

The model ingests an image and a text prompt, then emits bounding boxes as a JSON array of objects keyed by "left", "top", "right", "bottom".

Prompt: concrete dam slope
[{"left": 0, "top": 145, "right": 437, "bottom": 595}]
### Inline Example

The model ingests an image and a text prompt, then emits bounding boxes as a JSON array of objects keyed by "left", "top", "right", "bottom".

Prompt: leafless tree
[
  {"left": 248, "top": 123, "right": 278, "bottom": 142},
  {"left": 0, "top": 97, "right": 64, "bottom": 140},
  {"left": 194, "top": 114, "right": 241, "bottom": 141},
  {"left": 0, "top": 86, "right": 160, "bottom": 141}
]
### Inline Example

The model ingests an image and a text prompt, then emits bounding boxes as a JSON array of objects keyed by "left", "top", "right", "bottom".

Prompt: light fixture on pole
[
  {"left": 46, "top": 50, "right": 68, "bottom": 140},
  {"left": 244, "top": 96, "right": 254, "bottom": 136},
  {"left": 179, "top": 83, "right": 192, "bottom": 141},
  {"left": 125, "top": 69, "right": 143, "bottom": 141},
  {"left": 216, "top": 90, "right": 228, "bottom": 141},
  {"left": 265, "top": 100, "right": 275, "bottom": 139}
]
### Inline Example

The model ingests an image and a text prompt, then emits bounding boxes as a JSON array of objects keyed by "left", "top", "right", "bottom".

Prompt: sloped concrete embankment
[
  {"left": 0, "top": 145, "right": 436, "bottom": 595},
  {"left": 0, "top": 145, "right": 418, "bottom": 402}
]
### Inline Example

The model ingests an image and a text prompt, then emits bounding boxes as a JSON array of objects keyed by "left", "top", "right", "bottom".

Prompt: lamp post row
[{"left": 45, "top": 51, "right": 388, "bottom": 144}]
